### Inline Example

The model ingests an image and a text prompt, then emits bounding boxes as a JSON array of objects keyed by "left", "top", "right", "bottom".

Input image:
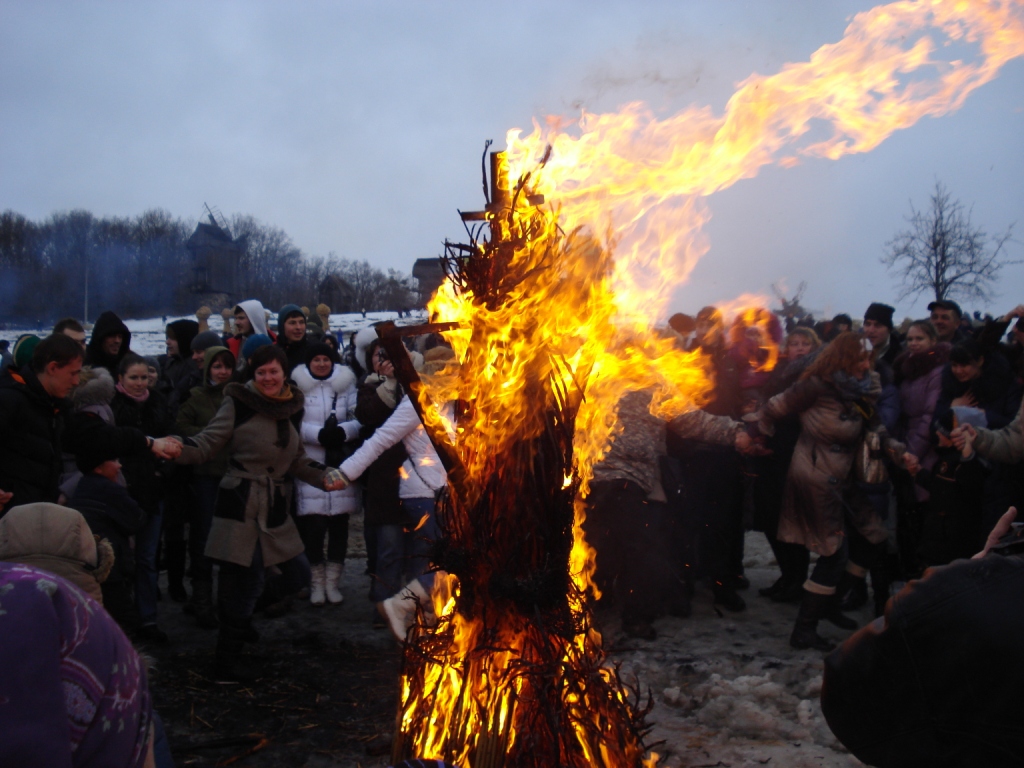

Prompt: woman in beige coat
[
  {"left": 174, "top": 344, "right": 342, "bottom": 681},
  {"left": 759, "top": 333, "right": 914, "bottom": 651}
]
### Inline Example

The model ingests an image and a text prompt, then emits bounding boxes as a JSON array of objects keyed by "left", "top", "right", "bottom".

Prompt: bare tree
[{"left": 883, "top": 182, "right": 1016, "bottom": 304}]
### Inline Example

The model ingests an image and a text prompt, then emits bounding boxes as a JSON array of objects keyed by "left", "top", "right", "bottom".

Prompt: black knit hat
[
  {"left": 863, "top": 302, "right": 895, "bottom": 330},
  {"left": 75, "top": 443, "right": 121, "bottom": 475},
  {"left": 304, "top": 341, "right": 340, "bottom": 368}
]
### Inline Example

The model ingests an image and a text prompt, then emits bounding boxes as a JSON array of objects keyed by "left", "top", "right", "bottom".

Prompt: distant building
[
  {"left": 187, "top": 213, "right": 245, "bottom": 302},
  {"left": 318, "top": 274, "right": 356, "bottom": 313},
  {"left": 412, "top": 258, "right": 445, "bottom": 307}
]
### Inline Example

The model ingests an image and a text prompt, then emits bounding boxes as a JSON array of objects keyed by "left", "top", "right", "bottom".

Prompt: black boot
[
  {"left": 165, "top": 540, "right": 189, "bottom": 603},
  {"left": 837, "top": 571, "right": 868, "bottom": 612},
  {"left": 790, "top": 590, "right": 837, "bottom": 651},
  {"left": 759, "top": 574, "right": 787, "bottom": 598},
  {"left": 213, "top": 621, "right": 260, "bottom": 683},
  {"left": 713, "top": 583, "right": 746, "bottom": 612},
  {"left": 190, "top": 580, "right": 219, "bottom": 630}
]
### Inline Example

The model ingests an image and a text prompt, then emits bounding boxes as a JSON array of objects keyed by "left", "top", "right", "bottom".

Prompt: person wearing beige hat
[{"left": 0, "top": 502, "right": 114, "bottom": 604}]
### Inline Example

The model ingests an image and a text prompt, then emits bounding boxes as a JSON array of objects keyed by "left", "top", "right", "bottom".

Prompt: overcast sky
[{"left": 2, "top": 1, "right": 1022, "bottom": 322}]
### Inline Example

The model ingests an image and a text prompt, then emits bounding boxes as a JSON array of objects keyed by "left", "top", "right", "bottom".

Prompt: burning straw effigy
[{"left": 379, "top": 149, "right": 688, "bottom": 768}]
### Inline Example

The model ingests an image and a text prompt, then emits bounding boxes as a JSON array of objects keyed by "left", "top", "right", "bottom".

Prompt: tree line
[{"left": 0, "top": 208, "right": 419, "bottom": 323}]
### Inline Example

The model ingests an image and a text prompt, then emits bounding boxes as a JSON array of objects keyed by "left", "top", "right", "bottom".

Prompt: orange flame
[{"left": 398, "top": 3, "right": 1024, "bottom": 766}]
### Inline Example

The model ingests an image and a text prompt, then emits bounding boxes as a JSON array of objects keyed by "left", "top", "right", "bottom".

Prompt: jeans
[
  {"left": 189, "top": 475, "right": 221, "bottom": 583},
  {"left": 370, "top": 497, "right": 438, "bottom": 602},
  {"left": 296, "top": 513, "right": 350, "bottom": 565},
  {"left": 135, "top": 508, "right": 162, "bottom": 625}
]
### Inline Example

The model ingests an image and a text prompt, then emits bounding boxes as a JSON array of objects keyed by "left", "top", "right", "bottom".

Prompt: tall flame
[{"left": 395, "top": 3, "right": 1024, "bottom": 767}]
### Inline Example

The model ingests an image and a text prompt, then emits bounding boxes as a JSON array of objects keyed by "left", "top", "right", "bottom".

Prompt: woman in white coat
[
  {"left": 332, "top": 345, "right": 453, "bottom": 639},
  {"left": 292, "top": 343, "right": 361, "bottom": 605}
]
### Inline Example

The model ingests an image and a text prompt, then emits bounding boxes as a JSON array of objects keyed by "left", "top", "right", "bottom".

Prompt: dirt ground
[{"left": 147, "top": 520, "right": 868, "bottom": 768}]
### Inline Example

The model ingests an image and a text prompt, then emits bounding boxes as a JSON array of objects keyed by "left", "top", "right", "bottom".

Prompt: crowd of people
[
  {"left": 2, "top": 295, "right": 1024, "bottom": 765},
  {"left": 586, "top": 298, "right": 1024, "bottom": 652}
]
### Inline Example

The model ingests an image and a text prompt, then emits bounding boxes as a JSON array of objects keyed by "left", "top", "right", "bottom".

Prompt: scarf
[
  {"left": 830, "top": 370, "right": 876, "bottom": 402},
  {"left": 115, "top": 381, "right": 150, "bottom": 403}
]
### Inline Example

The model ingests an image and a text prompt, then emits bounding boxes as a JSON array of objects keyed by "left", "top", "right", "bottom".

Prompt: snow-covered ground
[
  {"left": 606, "top": 533, "right": 866, "bottom": 768},
  {"left": 0, "top": 310, "right": 429, "bottom": 356}
]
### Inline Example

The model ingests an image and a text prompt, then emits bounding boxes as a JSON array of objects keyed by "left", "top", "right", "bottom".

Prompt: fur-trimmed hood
[
  {"left": 224, "top": 380, "right": 305, "bottom": 419},
  {"left": 71, "top": 366, "right": 115, "bottom": 409},
  {"left": 291, "top": 362, "right": 356, "bottom": 396},
  {"left": 353, "top": 325, "right": 379, "bottom": 373}
]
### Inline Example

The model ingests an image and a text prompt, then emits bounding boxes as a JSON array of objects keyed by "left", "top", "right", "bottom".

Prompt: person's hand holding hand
[
  {"left": 951, "top": 424, "right": 977, "bottom": 451},
  {"left": 0, "top": 489, "right": 12, "bottom": 513},
  {"left": 323, "top": 469, "right": 349, "bottom": 492},
  {"left": 151, "top": 437, "right": 182, "bottom": 460},
  {"left": 902, "top": 452, "right": 921, "bottom": 476}
]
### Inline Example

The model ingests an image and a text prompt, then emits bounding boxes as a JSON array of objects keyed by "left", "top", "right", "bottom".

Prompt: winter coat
[
  {"left": 759, "top": 373, "right": 906, "bottom": 556},
  {"left": 341, "top": 394, "right": 445, "bottom": 500},
  {"left": 912, "top": 447, "right": 988, "bottom": 565},
  {"left": 349, "top": 375, "right": 408, "bottom": 526},
  {"left": 894, "top": 344, "right": 949, "bottom": 501},
  {"left": 0, "top": 502, "right": 113, "bottom": 604},
  {"left": 69, "top": 473, "right": 145, "bottom": 583},
  {"left": 594, "top": 389, "right": 742, "bottom": 496},
  {"left": 822, "top": 553, "right": 1024, "bottom": 766},
  {"left": 0, "top": 367, "right": 147, "bottom": 511},
  {"left": 174, "top": 381, "right": 330, "bottom": 567},
  {"left": 59, "top": 366, "right": 120, "bottom": 498},
  {"left": 175, "top": 347, "right": 232, "bottom": 477},
  {"left": 157, "top": 319, "right": 200, "bottom": 406},
  {"left": 934, "top": 352, "right": 1022, "bottom": 432},
  {"left": 278, "top": 334, "right": 310, "bottom": 375},
  {"left": 84, "top": 311, "right": 132, "bottom": 378},
  {"left": 972, "top": 397, "right": 1024, "bottom": 464},
  {"left": 293, "top": 363, "right": 360, "bottom": 516},
  {"left": 111, "top": 388, "right": 172, "bottom": 514}
]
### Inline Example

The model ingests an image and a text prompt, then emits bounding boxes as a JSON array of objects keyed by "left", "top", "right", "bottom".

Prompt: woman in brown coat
[
  {"left": 759, "top": 333, "right": 914, "bottom": 651},
  {"left": 173, "top": 345, "right": 342, "bottom": 681}
]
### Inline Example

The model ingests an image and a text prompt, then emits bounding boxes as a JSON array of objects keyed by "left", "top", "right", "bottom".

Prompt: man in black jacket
[{"left": 0, "top": 334, "right": 180, "bottom": 516}]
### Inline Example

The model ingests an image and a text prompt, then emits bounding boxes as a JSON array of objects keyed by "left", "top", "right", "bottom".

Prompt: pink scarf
[{"left": 116, "top": 382, "right": 150, "bottom": 403}]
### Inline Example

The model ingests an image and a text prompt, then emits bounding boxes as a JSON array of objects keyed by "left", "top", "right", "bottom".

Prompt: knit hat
[
  {"left": 277, "top": 304, "right": 306, "bottom": 333},
  {"left": 863, "top": 303, "right": 895, "bottom": 330},
  {"left": 13, "top": 334, "right": 41, "bottom": 368},
  {"left": 241, "top": 333, "right": 274, "bottom": 361},
  {"left": 304, "top": 341, "right": 341, "bottom": 368},
  {"left": 75, "top": 441, "right": 121, "bottom": 475},
  {"left": 832, "top": 313, "right": 853, "bottom": 327},
  {"left": 191, "top": 330, "right": 223, "bottom": 354}
]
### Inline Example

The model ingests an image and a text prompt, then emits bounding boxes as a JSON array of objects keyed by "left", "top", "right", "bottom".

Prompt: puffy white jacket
[
  {"left": 293, "top": 363, "right": 361, "bottom": 516},
  {"left": 341, "top": 395, "right": 447, "bottom": 500}
]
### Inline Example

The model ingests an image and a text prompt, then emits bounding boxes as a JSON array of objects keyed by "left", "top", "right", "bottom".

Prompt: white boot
[
  {"left": 325, "top": 561, "right": 344, "bottom": 605},
  {"left": 310, "top": 563, "right": 326, "bottom": 606},
  {"left": 380, "top": 578, "right": 432, "bottom": 641}
]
